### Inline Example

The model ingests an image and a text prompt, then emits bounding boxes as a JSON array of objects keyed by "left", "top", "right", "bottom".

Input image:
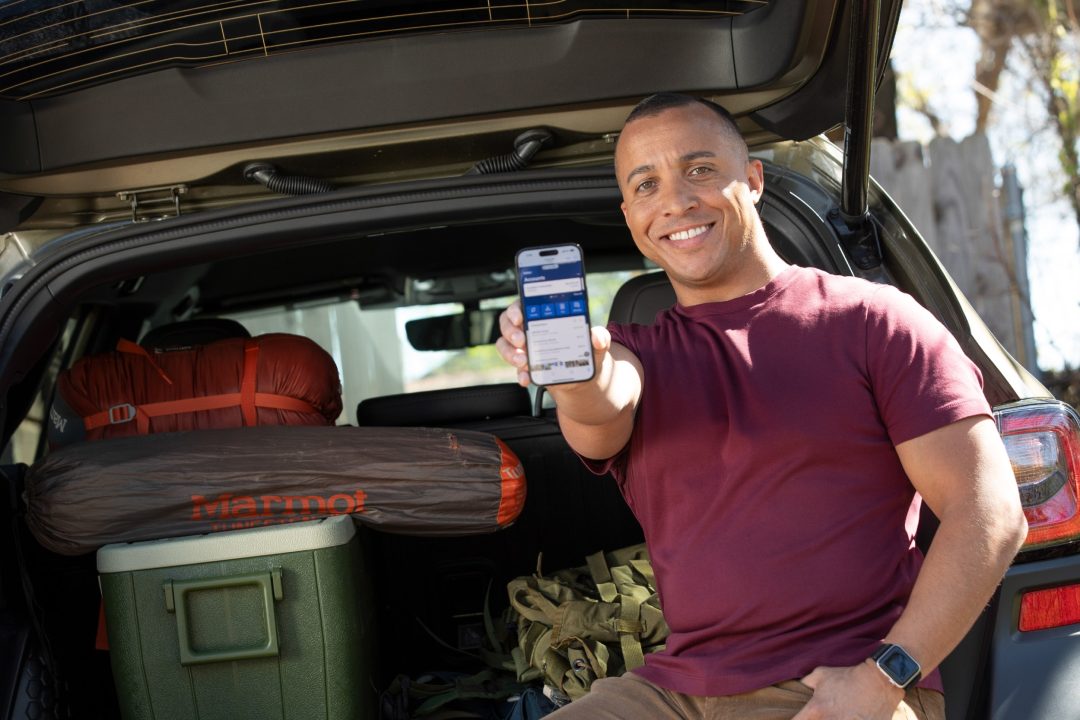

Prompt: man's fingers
[
  {"left": 496, "top": 304, "right": 530, "bottom": 387},
  {"left": 789, "top": 671, "right": 824, "bottom": 720},
  {"left": 495, "top": 336, "right": 528, "bottom": 368},
  {"left": 500, "top": 302, "right": 525, "bottom": 344}
]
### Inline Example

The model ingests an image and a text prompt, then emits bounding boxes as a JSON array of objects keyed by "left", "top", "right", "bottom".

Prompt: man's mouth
[{"left": 664, "top": 223, "right": 712, "bottom": 241}]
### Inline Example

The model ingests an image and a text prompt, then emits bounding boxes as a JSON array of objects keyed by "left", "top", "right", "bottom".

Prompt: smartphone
[{"left": 514, "top": 243, "right": 596, "bottom": 386}]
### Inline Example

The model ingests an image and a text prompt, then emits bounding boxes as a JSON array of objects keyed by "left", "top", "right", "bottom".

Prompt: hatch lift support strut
[{"left": 830, "top": 0, "right": 884, "bottom": 270}]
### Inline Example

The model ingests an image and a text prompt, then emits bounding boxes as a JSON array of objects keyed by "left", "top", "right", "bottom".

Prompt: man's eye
[
  {"left": 636, "top": 179, "right": 656, "bottom": 192},
  {"left": 688, "top": 166, "right": 712, "bottom": 176}
]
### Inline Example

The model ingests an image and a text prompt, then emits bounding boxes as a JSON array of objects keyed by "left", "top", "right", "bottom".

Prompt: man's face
[{"left": 615, "top": 104, "right": 765, "bottom": 302}]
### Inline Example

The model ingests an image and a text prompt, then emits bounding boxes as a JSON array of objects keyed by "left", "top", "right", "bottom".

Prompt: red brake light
[
  {"left": 996, "top": 401, "right": 1080, "bottom": 549},
  {"left": 1018, "top": 583, "right": 1080, "bottom": 631}
]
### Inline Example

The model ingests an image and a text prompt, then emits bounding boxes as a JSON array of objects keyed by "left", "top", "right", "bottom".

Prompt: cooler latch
[{"left": 164, "top": 568, "right": 284, "bottom": 665}]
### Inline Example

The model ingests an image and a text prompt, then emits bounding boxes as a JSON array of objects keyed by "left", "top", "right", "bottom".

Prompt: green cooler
[{"left": 97, "top": 516, "right": 374, "bottom": 720}]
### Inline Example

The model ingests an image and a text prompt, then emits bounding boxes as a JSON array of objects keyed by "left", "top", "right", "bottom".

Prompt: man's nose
[{"left": 660, "top": 178, "right": 699, "bottom": 216}]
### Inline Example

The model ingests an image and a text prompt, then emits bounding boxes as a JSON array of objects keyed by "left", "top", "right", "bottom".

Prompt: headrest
[
  {"left": 608, "top": 272, "right": 677, "bottom": 325},
  {"left": 139, "top": 318, "right": 251, "bottom": 350},
  {"left": 356, "top": 383, "right": 531, "bottom": 427}
]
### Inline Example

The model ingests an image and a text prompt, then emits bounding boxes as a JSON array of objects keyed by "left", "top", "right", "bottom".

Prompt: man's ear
[
  {"left": 620, "top": 200, "right": 629, "bottom": 220},
  {"left": 747, "top": 159, "right": 765, "bottom": 203}
]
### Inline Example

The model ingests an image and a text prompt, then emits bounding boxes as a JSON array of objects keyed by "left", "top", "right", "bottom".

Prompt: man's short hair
[{"left": 622, "top": 93, "right": 747, "bottom": 156}]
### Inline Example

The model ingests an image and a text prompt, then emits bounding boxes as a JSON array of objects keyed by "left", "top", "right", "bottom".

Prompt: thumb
[
  {"left": 591, "top": 325, "right": 612, "bottom": 354},
  {"left": 801, "top": 667, "right": 824, "bottom": 689}
]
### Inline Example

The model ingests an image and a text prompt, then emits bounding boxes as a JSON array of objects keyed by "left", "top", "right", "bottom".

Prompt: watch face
[{"left": 879, "top": 646, "right": 921, "bottom": 686}]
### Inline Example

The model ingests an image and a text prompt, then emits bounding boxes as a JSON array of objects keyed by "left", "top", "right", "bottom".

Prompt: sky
[{"left": 890, "top": 0, "right": 1080, "bottom": 371}]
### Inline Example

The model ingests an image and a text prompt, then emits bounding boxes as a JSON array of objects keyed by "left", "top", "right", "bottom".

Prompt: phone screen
[{"left": 515, "top": 244, "right": 596, "bottom": 386}]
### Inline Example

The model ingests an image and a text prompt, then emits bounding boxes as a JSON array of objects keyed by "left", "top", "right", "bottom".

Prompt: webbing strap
[
  {"left": 584, "top": 549, "right": 646, "bottom": 671},
  {"left": 618, "top": 594, "right": 645, "bottom": 670},
  {"left": 241, "top": 340, "right": 259, "bottom": 426},
  {"left": 585, "top": 550, "right": 618, "bottom": 603},
  {"left": 628, "top": 558, "right": 655, "bottom": 589},
  {"left": 83, "top": 393, "right": 318, "bottom": 431}
]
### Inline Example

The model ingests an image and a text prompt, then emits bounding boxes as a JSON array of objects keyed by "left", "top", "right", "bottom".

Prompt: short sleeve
[{"left": 865, "top": 285, "right": 991, "bottom": 446}]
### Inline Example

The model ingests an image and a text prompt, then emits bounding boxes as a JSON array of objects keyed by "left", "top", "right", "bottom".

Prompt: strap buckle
[{"left": 107, "top": 403, "right": 137, "bottom": 425}]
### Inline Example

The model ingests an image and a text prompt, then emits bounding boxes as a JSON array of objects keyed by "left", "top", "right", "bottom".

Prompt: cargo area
[{"left": 5, "top": 385, "right": 647, "bottom": 719}]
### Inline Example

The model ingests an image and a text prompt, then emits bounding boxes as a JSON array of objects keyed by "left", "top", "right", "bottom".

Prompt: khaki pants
[{"left": 547, "top": 672, "right": 946, "bottom": 720}]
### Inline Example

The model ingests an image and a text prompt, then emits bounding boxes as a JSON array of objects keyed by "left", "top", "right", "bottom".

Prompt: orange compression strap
[
  {"left": 82, "top": 393, "right": 319, "bottom": 431},
  {"left": 241, "top": 339, "right": 259, "bottom": 426}
]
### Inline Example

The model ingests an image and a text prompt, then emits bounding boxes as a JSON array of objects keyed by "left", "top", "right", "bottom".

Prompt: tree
[{"left": 968, "top": 0, "right": 1080, "bottom": 240}]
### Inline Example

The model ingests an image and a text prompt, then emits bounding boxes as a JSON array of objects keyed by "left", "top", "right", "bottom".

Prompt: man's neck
[{"left": 675, "top": 254, "right": 791, "bottom": 307}]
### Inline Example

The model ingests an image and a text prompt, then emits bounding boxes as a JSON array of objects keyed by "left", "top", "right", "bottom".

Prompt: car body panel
[{"left": 992, "top": 556, "right": 1080, "bottom": 719}]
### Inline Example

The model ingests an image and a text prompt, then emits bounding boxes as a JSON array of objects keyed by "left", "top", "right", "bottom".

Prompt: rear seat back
[
  {"left": 608, "top": 271, "right": 677, "bottom": 325},
  {"left": 139, "top": 318, "right": 251, "bottom": 349},
  {"left": 356, "top": 383, "right": 530, "bottom": 429}
]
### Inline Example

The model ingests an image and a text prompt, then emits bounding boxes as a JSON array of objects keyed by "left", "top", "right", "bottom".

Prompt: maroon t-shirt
[{"left": 583, "top": 266, "right": 990, "bottom": 696}]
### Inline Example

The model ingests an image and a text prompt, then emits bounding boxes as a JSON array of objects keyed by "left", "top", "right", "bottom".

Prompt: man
[{"left": 496, "top": 93, "right": 1027, "bottom": 719}]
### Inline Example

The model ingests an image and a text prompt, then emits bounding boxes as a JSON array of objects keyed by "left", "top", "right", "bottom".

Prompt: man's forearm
[
  {"left": 884, "top": 417, "right": 1028, "bottom": 675},
  {"left": 551, "top": 341, "right": 642, "bottom": 460},
  {"left": 794, "top": 475, "right": 1025, "bottom": 720},
  {"left": 883, "top": 490, "right": 1027, "bottom": 674}
]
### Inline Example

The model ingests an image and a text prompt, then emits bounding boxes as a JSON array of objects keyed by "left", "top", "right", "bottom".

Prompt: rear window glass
[{"left": 1, "top": 1, "right": 767, "bottom": 100}]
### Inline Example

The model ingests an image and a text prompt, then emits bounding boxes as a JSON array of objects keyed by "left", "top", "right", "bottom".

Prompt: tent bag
[{"left": 26, "top": 425, "right": 526, "bottom": 555}]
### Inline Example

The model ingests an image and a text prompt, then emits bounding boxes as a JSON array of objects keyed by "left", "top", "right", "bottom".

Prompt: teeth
[{"left": 669, "top": 225, "right": 708, "bottom": 241}]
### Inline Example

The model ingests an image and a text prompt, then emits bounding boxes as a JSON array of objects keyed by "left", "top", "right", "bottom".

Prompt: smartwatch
[{"left": 870, "top": 643, "right": 922, "bottom": 689}]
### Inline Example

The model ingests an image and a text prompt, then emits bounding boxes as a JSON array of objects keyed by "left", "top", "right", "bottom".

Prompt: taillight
[
  {"left": 996, "top": 401, "right": 1080, "bottom": 550},
  {"left": 1018, "top": 583, "right": 1080, "bottom": 631}
]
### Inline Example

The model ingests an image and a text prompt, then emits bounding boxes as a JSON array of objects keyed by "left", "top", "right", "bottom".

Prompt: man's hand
[
  {"left": 793, "top": 662, "right": 906, "bottom": 720},
  {"left": 494, "top": 300, "right": 614, "bottom": 388},
  {"left": 495, "top": 300, "right": 643, "bottom": 459}
]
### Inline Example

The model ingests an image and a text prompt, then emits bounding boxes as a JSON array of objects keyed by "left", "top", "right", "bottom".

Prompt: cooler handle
[{"left": 164, "top": 569, "right": 284, "bottom": 666}]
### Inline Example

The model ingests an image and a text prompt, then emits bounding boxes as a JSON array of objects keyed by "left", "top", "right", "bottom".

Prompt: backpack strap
[{"left": 585, "top": 550, "right": 646, "bottom": 671}]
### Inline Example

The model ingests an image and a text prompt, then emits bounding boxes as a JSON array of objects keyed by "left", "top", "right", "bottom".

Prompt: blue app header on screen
[{"left": 520, "top": 260, "right": 587, "bottom": 321}]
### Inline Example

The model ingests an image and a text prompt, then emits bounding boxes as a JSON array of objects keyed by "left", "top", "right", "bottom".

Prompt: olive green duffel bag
[{"left": 507, "top": 544, "right": 669, "bottom": 703}]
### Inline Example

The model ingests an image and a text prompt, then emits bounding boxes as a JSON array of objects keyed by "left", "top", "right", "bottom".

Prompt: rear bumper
[{"left": 991, "top": 553, "right": 1080, "bottom": 719}]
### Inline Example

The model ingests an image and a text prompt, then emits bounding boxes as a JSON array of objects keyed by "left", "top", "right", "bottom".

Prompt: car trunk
[{"left": 1, "top": 1, "right": 1064, "bottom": 718}]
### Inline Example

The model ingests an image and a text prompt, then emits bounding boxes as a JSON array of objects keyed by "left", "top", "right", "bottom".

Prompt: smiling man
[{"left": 496, "top": 93, "right": 1026, "bottom": 720}]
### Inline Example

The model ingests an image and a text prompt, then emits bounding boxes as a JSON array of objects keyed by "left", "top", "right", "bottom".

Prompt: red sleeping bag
[{"left": 49, "top": 334, "right": 342, "bottom": 447}]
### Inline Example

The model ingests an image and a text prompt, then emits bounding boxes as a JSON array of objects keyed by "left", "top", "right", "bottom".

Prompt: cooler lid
[{"left": 96, "top": 515, "right": 356, "bottom": 573}]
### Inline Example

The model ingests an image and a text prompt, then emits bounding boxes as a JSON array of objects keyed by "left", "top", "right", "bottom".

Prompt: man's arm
[
  {"left": 495, "top": 301, "right": 643, "bottom": 459},
  {"left": 795, "top": 415, "right": 1028, "bottom": 719}
]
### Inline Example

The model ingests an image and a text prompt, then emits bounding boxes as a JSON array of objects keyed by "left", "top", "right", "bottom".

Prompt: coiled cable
[{"left": 244, "top": 163, "right": 336, "bottom": 195}]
